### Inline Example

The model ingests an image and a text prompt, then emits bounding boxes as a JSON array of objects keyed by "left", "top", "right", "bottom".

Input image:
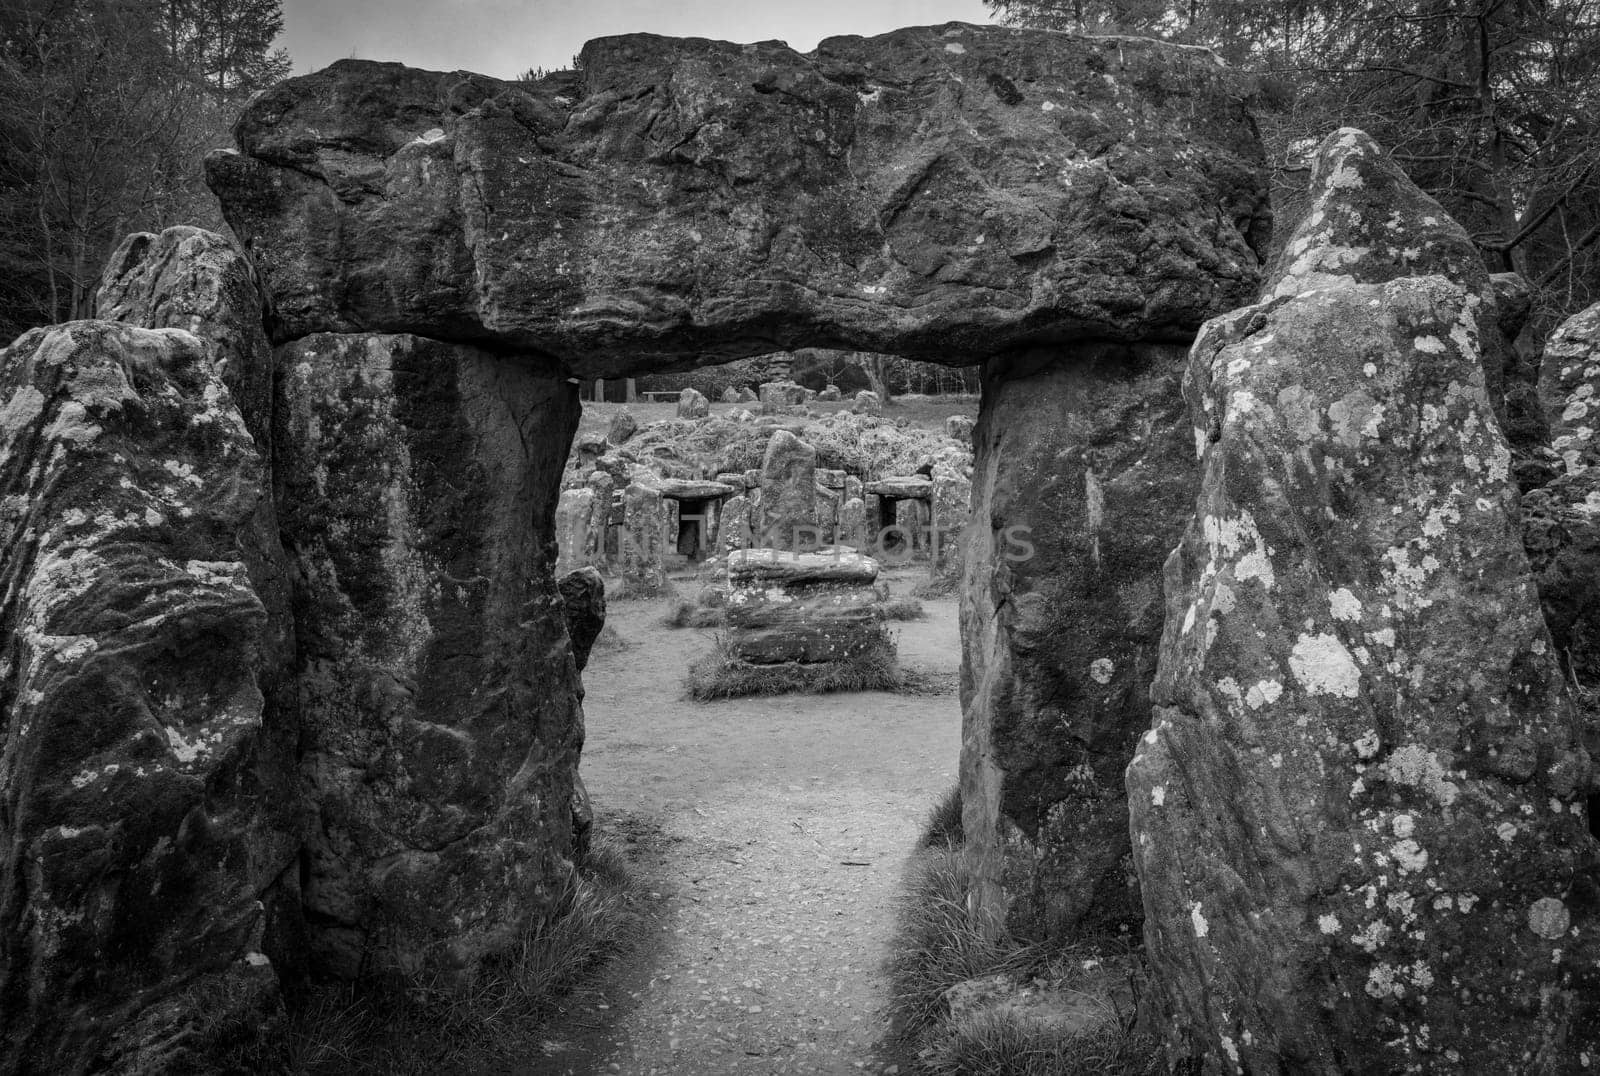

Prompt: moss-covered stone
[
  {"left": 961, "top": 341, "right": 1194, "bottom": 943},
  {"left": 275, "top": 333, "right": 582, "bottom": 980}
]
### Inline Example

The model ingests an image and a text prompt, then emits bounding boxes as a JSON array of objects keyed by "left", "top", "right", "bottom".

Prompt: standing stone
[
  {"left": 277, "top": 332, "right": 584, "bottom": 982},
  {"left": 677, "top": 386, "right": 710, "bottom": 418},
  {"left": 0, "top": 318, "right": 293, "bottom": 1074},
  {"left": 607, "top": 408, "right": 639, "bottom": 444},
  {"left": 738, "top": 387, "right": 758, "bottom": 403},
  {"left": 839, "top": 496, "right": 868, "bottom": 550},
  {"left": 718, "top": 494, "right": 753, "bottom": 554},
  {"left": 844, "top": 474, "right": 863, "bottom": 503},
  {"left": 585, "top": 469, "right": 615, "bottom": 569},
  {"left": 960, "top": 340, "right": 1193, "bottom": 943},
  {"left": 852, "top": 389, "right": 882, "bottom": 416},
  {"left": 759, "top": 429, "right": 817, "bottom": 549},
  {"left": 663, "top": 497, "right": 681, "bottom": 554},
  {"left": 555, "top": 487, "right": 596, "bottom": 577},
  {"left": 1524, "top": 301, "right": 1600, "bottom": 715},
  {"left": 96, "top": 226, "right": 274, "bottom": 450},
  {"left": 819, "top": 384, "right": 842, "bottom": 401},
  {"left": 894, "top": 497, "right": 930, "bottom": 557},
  {"left": 1128, "top": 130, "right": 1599, "bottom": 1071},
  {"left": 815, "top": 486, "right": 842, "bottom": 540},
  {"left": 758, "top": 381, "right": 807, "bottom": 414},
  {"left": 721, "top": 387, "right": 740, "bottom": 403},
  {"left": 574, "top": 431, "right": 608, "bottom": 470},
  {"left": 945, "top": 414, "right": 976, "bottom": 441},
  {"left": 621, "top": 482, "right": 668, "bottom": 593},
  {"left": 1544, "top": 301, "right": 1600, "bottom": 476},
  {"left": 930, "top": 462, "right": 972, "bottom": 573},
  {"left": 557, "top": 566, "right": 607, "bottom": 673}
]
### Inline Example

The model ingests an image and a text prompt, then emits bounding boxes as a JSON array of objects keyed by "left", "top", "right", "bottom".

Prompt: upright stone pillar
[
  {"left": 1128, "top": 130, "right": 1599, "bottom": 1072},
  {"left": 277, "top": 333, "right": 584, "bottom": 981},
  {"left": 759, "top": 430, "right": 816, "bottom": 550},
  {"left": 960, "top": 341, "right": 1193, "bottom": 942}
]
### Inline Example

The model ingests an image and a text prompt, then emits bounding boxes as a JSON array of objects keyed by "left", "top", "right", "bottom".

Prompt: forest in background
[
  {"left": 988, "top": 0, "right": 1600, "bottom": 339},
  {"left": 0, "top": 0, "right": 288, "bottom": 343}
]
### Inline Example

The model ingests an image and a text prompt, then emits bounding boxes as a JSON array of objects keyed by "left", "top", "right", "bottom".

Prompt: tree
[
  {"left": 0, "top": 0, "right": 291, "bottom": 342},
  {"left": 986, "top": 0, "right": 1600, "bottom": 333}
]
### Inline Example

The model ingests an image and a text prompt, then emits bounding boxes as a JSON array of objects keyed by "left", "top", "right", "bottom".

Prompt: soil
[{"left": 540, "top": 568, "right": 964, "bottom": 1075}]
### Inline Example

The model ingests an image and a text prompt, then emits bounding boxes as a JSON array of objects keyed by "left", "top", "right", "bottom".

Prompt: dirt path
[{"left": 545, "top": 577, "right": 963, "bottom": 1075}]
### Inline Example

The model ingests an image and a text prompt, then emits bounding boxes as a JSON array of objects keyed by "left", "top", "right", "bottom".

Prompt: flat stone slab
[
  {"left": 866, "top": 475, "right": 932, "bottom": 499},
  {"left": 727, "top": 548, "right": 879, "bottom": 585},
  {"left": 655, "top": 478, "right": 736, "bottom": 500}
]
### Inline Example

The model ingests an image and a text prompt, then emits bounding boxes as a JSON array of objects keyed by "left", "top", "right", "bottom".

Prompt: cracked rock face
[
  {"left": 1127, "top": 130, "right": 1600, "bottom": 1071},
  {"left": 205, "top": 23, "right": 1267, "bottom": 374},
  {"left": 1524, "top": 301, "right": 1600, "bottom": 748},
  {"left": 960, "top": 341, "right": 1194, "bottom": 944},
  {"left": 276, "top": 332, "right": 583, "bottom": 980},
  {"left": 0, "top": 319, "right": 290, "bottom": 1073}
]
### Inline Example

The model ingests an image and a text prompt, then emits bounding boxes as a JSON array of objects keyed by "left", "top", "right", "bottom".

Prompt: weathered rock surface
[
  {"left": 276, "top": 332, "right": 584, "bottom": 981},
  {"left": 620, "top": 481, "right": 668, "bottom": 593},
  {"left": 607, "top": 409, "right": 639, "bottom": 445},
  {"left": 555, "top": 487, "right": 596, "bottom": 577},
  {"left": 852, "top": 390, "right": 882, "bottom": 416},
  {"left": 718, "top": 493, "right": 753, "bottom": 554},
  {"left": 96, "top": 227, "right": 275, "bottom": 451},
  {"left": 728, "top": 548, "right": 879, "bottom": 586},
  {"left": 0, "top": 320, "right": 290, "bottom": 1072},
  {"left": 558, "top": 566, "right": 607, "bottom": 673},
  {"left": 930, "top": 462, "right": 972, "bottom": 573},
  {"left": 206, "top": 25, "right": 1267, "bottom": 373},
  {"left": 723, "top": 549, "right": 892, "bottom": 669},
  {"left": 960, "top": 341, "right": 1193, "bottom": 943},
  {"left": 867, "top": 474, "right": 933, "bottom": 499},
  {"left": 1128, "top": 130, "right": 1600, "bottom": 1071},
  {"left": 677, "top": 387, "right": 710, "bottom": 419},
  {"left": 759, "top": 382, "right": 808, "bottom": 414},
  {"left": 759, "top": 429, "right": 817, "bottom": 545},
  {"left": 1525, "top": 300, "right": 1600, "bottom": 705},
  {"left": 655, "top": 477, "right": 735, "bottom": 500}
]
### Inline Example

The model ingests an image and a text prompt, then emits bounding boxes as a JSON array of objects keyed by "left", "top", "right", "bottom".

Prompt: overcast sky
[{"left": 279, "top": 1, "right": 998, "bottom": 80}]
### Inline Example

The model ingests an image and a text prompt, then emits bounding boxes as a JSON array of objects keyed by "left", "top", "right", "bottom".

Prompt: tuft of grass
[
  {"left": 661, "top": 597, "right": 727, "bottom": 629},
  {"left": 881, "top": 596, "right": 927, "bottom": 621},
  {"left": 686, "top": 635, "right": 902, "bottom": 700},
  {"left": 919, "top": 784, "right": 964, "bottom": 849},
  {"left": 923, "top": 1007, "right": 1164, "bottom": 1076},
  {"left": 887, "top": 847, "right": 1041, "bottom": 1042},
  {"left": 240, "top": 837, "right": 645, "bottom": 1074},
  {"left": 591, "top": 623, "right": 630, "bottom": 653},
  {"left": 910, "top": 574, "right": 962, "bottom": 600},
  {"left": 886, "top": 844, "right": 1161, "bottom": 1075}
]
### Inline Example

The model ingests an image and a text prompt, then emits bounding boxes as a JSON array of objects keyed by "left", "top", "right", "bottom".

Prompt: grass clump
[
  {"left": 910, "top": 573, "right": 961, "bottom": 599},
  {"left": 686, "top": 635, "right": 902, "bottom": 700},
  {"left": 922, "top": 1007, "right": 1163, "bottom": 1076},
  {"left": 240, "top": 836, "right": 645, "bottom": 1074},
  {"left": 661, "top": 596, "right": 726, "bottom": 629},
  {"left": 887, "top": 791, "right": 1161, "bottom": 1075},
  {"left": 919, "top": 783, "right": 963, "bottom": 849},
  {"left": 881, "top": 595, "right": 927, "bottom": 621}
]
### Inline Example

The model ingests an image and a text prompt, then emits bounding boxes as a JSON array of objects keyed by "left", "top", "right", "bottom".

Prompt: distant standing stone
[
  {"left": 677, "top": 387, "right": 710, "bottom": 419},
  {"left": 759, "top": 429, "right": 817, "bottom": 548},
  {"left": 852, "top": 390, "right": 881, "bottom": 416},
  {"left": 945, "top": 414, "right": 976, "bottom": 441},
  {"left": 608, "top": 409, "right": 639, "bottom": 444}
]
